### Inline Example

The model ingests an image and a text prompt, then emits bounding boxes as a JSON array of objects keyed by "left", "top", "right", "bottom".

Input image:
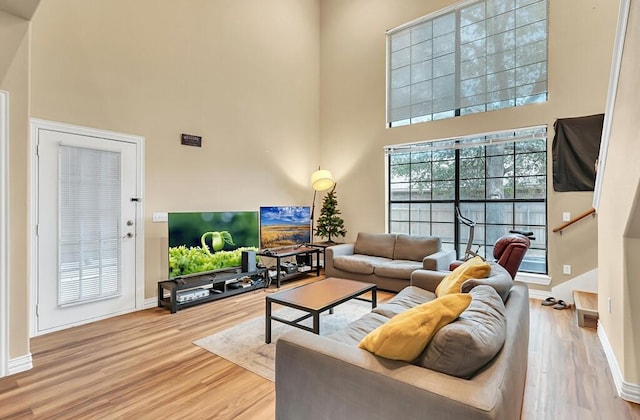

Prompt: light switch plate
[
  {"left": 152, "top": 212, "right": 168, "bottom": 222},
  {"left": 562, "top": 212, "right": 571, "bottom": 222}
]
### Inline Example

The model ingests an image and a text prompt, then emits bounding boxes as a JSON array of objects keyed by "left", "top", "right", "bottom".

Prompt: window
[
  {"left": 387, "top": 0, "right": 548, "bottom": 127},
  {"left": 387, "top": 126, "right": 547, "bottom": 274}
]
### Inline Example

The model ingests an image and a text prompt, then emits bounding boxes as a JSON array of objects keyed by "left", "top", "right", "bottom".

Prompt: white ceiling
[{"left": 0, "top": 0, "right": 40, "bottom": 20}]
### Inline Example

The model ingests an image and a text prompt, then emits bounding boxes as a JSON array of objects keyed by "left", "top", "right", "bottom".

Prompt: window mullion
[
  {"left": 454, "top": 10, "right": 461, "bottom": 117},
  {"left": 408, "top": 157, "right": 413, "bottom": 234},
  {"left": 454, "top": 149, "right": 461, "bottom": 257}
]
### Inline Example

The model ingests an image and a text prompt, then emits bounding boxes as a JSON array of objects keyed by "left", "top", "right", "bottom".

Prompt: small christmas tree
[{"left": 315, "top": 185, "right": 347, "bottom": 243}]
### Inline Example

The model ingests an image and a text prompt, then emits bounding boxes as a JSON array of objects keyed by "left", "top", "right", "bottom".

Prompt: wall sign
[{"left": 181, "top": 134, "right": 202, "bottom": 147}]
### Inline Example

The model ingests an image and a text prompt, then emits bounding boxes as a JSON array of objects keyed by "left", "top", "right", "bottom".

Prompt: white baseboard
[
  {"left": 526, "top": 269, "right": 598, "bottom": 305},
  {"left": 144, "top": 297, "right": 157, "bottom": 309},
  {"left": 516, "top": 272, "right": 551, "bottom": 286},
  {"left": 551, "top": 269, "right": 598, "bottom": 305},
  {"left": 597, "top": 321, "right": 640, "bottom": 404},
  {"left": 620, "top": 380, "right": 640, "bottom": 405},
  {"left": 8, "top": 353, "right": 32, "bottom": 375},
  {"left": 527, "top": 288, "right": 552, "bottom": 301}
]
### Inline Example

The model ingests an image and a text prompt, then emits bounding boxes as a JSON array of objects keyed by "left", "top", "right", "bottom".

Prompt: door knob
[
  {"left": 123, "top": 232, "right": 134, "bottom": 238},
  {"left": 127, "top": 220, "right": 134, "bottom": 226}
]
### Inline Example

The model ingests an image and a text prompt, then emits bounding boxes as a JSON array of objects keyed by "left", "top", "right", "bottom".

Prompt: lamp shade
[{"left": 311, "top": 169, "right": 335, "bottom": 191}]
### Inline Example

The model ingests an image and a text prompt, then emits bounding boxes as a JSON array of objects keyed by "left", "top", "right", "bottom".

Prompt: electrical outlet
[
  {"left": 608, "top": 297, "right": 612, "bottom": 314},
  {"left": 562, "top": 212, "right": 571, "bottom": 222},
  {"left": 563, "top": 264, "right": 571, "bottom": 275},
  {"left": 152, "top": 212, "right": 168, "bottom": 223}
]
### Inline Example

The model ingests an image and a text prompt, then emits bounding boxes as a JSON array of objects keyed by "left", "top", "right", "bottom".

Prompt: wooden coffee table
[{"left": 265, "top": 277, "right": 377, "bottom": 343}]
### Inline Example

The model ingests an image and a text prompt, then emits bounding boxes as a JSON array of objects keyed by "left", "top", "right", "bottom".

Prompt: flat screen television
[
  {"left": 260, "top": 206, "right": 311, "bottom": 249},
  {"left": 168, "top": 211, "right": 259, "bottom": 279}
]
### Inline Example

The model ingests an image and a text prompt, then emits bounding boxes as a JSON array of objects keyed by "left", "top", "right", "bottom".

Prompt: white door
[{"left": 36, "top": 128, "right": 139, "bottom": 333}]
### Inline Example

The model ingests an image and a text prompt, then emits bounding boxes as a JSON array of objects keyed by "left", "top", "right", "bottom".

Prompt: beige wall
[
  {"left": 319, "top": 0, "right": 618, "bottom": 285},
  {"left": 0, "top": 9, "right": 30, "bottom": 359},
  {"left": 598, "top": 0, "right": 640, "bottom": 384},
  {"left": 0, "top": 0, "right": 629, "bottom": 374},
  {"left": 30, "top": 0, "right": 321, "bottom": 299}
]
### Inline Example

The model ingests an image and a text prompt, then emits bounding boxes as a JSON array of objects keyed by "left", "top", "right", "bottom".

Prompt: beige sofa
[
  {"left": 325, "top": 232, "right": 456, "bottom": 292},
  {"left": 276, "top": 263, "right": 529, "bottom": 420}
]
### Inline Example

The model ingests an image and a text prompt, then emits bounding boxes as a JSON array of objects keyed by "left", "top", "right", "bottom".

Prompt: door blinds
[{"left": 58, "top": 145, "right": 122, "bottom": 306}]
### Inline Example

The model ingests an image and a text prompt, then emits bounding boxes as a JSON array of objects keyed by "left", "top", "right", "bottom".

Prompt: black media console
[
  {"left": 257, "top": 246, "right": 321, "bottom": 288},
  {"left": 157, "top": 267, "right": 267, "bottom": 313}
]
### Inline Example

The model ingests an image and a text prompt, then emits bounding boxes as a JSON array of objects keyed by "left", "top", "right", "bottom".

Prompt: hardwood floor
[
  {"left": 523, "top": 299, "right": 640, "bottom": 420},
  {"left": 0, "top": 276, "right": 638, "bottom": 419}
]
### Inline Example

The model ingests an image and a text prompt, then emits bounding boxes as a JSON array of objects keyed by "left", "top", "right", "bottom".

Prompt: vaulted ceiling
[{"left": 0, "top": 0, "right": 40, "bottom": 20}]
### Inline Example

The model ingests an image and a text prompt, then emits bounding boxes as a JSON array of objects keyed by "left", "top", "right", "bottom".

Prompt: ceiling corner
[{"left": 0, "top": 0, "right": 41, "bottom": 21}]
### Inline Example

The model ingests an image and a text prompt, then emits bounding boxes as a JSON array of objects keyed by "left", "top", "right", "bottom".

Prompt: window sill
[{"left": 515, "top": 272, "right": 551, "bottom": 286}]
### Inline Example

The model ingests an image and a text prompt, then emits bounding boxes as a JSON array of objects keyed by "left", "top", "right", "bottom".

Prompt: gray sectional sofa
[
  {"left": 275, "top": 262, "right": 529, "bottom": 420},
  {"left": 325, "top": 232, "right": 456, "bottom": 292}
]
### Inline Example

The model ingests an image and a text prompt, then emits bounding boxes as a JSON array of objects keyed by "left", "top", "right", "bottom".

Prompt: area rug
[{"left": 193, "top": 299, "right": 371, "bottom": 382}]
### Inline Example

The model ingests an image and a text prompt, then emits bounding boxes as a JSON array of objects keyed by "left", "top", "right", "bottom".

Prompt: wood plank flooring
[{"left": 0, "top": 276, "right": 638, "bottom": 419}]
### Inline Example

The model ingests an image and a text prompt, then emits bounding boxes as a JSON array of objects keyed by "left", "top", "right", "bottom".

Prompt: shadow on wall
[
  {"left": 623, "top": 182, "right": 640, "bottom": 382},
  {"left": 0, "top": 0, "right": 42, "bottom": 21},
  {"left": 0, "top": 12, "right": 30, "bottom": 82}
]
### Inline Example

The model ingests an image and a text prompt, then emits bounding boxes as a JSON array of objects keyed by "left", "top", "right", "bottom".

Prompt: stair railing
[{"left": 552, "top": 208, "right": 596, "bottom": 234}]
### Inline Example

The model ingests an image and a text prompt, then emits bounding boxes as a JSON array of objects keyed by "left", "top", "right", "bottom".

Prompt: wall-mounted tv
[
  {"left": 260, "top": 206, "right": 311, "bottom": 249},
  {"left": 168, "top": 211, "right": 259, "bottom": 279}
]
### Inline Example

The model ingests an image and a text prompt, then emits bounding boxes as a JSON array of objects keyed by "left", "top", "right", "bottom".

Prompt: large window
[
  {"left": 387, "top": 126, "right": 547, "bottom": 274},
  {"left": 387, "top": 0, "right": 548, "bottom": 127}
]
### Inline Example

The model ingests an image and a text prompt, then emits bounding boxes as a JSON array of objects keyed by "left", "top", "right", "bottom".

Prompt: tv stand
[
  {"left": 257, "top": 246, "right": 320, "bottom": 288},
  {"left": 157, "top": 267, "right": 267, "bottom": 313}
]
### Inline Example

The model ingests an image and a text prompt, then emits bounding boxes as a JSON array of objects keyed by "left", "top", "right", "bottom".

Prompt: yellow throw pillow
[
  {"left": 358, "top": 293, "right": 472, "bottom": 362},
  {"left": 435, "top": 256, "right": 490, "bottom": 297}
]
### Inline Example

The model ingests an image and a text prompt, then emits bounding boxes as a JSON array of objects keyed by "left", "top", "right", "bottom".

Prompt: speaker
[
  {"left": 296, "top": 254, "right": 312, "bottom": 266},
  {"left": 242, "top": 250, "right": 257, "bottom": 272}
]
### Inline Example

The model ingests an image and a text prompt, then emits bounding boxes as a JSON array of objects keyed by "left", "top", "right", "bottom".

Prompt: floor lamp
[{"left": 310, "top": 169, "right": 335, "bottom": 244}]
